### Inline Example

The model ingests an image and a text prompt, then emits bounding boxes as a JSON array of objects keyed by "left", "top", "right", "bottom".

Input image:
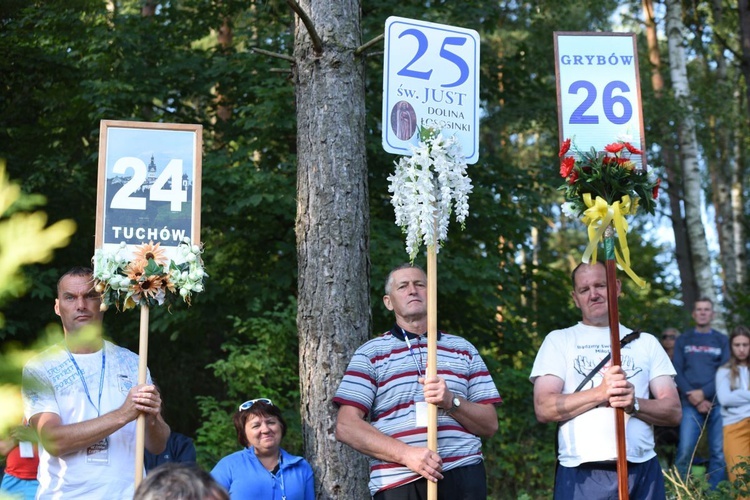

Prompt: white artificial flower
[
  {"left": 91, "top": 238, "right": 206, "bottom": 309},
  {"left": 388, "top": 131, "right": 472, "bottom": 261},
  {"left": 561, "top": 202, "right": 577, "bottom": 218}
]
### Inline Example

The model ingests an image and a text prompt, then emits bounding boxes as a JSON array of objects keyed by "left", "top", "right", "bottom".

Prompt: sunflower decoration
[{"left": 93, "top": 238, "right": 206, "bottom": 311}]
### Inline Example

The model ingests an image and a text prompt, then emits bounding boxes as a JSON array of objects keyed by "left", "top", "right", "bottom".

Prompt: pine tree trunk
[
  {"left": 739, "top": 0, "right": 750, "bottom": 118},
  {"left": 733, "top": 0, "right": 750, "bottom": 291},
  {"left": 293, "top": 1, "right": 371, "bottom": 498},
  {"left": 665, "top": 0, "right": 725, "bottom": 328}
]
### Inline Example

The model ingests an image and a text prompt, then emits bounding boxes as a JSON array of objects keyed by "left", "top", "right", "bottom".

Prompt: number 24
[{"left": 110, "top": 157, "right": 187, "bottom": 211}]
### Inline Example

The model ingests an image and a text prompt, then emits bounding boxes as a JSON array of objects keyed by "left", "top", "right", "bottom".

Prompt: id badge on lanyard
[
  {"left": 405, "top": 334, "right": 428, "bottom": 428},
  {"left": 86, "top": 437, "right": 110, "bottom": 465}
]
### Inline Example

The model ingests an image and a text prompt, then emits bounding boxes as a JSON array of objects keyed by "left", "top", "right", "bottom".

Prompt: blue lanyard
[
  {"left": 270, "top": 455, "right": 286, "bottom": 500},
  {"left": 66, "top": 343, "right": 106, "bottom": 416},
  {"left": 403, "top": 332, "right": 423, "bottom": 378}
]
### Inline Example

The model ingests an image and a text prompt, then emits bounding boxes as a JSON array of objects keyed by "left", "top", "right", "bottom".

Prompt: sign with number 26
[{"left": 554, "top": 32, "right": 646, "bottom": 169}]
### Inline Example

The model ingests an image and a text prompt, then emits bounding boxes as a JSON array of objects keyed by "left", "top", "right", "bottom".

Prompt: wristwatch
[
  {"left": 627, "top": 397, "right": 640, "bottom": 415},
  {"left": 445, "top": 395, "right": 461, "bottom": 415}
]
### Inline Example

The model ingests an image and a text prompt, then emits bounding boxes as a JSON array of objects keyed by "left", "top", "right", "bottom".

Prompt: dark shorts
[
  {"left": 554, "top": 456, "right": 666, "bottom": 500},
  {"left": 373, "top": 462, "right": 487, "bottom": 500}
]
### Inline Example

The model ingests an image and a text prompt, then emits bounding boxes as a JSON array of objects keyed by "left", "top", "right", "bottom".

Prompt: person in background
[
  {"left": 144, "top": 430, "right": 197, "bottom": 472},
  {"left": 653, "top": 327, "right": 681, "bottom": 467},
  {"left": 673, "top": 298, "right": 729, "bottom": 489},
  {"left": 21, "top": 267, "right": 169, "bottom": 499},
  {"left": 530, "top": 262, "right": 681, "bottom": 499},
  {"left": 334, "top": 263, "right": 502, "bottom": 499},
  {"left": 211, "top": 399, "right": 314, "bottom": 499},
  {"left": 0, "top": 421, "right": 39, "bottom": 500},
  {"left": 134, "top": 462, "right": 228, "bottom": 500},
  {"left": 660, "top": 327, "right": 680, "bottom": 360},
  {"left": 716, "top": 325, "right": 750, "bottom": 488}
]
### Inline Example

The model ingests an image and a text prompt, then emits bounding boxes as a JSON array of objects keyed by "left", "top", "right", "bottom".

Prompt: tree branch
[
  {"left": 251, "top": 47, "right": 296, "bottom": 63},
  {"left": 286, "top": 0, "right": 323, "bottom": 56},
  {"left": 355, "top": 34, "right": 384, "bottom": 57}
]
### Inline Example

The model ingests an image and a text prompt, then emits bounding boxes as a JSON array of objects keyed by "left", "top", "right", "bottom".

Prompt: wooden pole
[
  {"left": 426, "top": 246, "right": 438, "bottom": 500},
  {"left": 134, "top": 305, "right": 150, "bottom": 487},
  {"left": 604, "top": 230, "right": 628, "bottom": 500}
]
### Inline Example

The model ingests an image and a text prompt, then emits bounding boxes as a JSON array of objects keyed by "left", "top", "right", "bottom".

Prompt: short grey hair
[{"left": 384, "top": 263, "right": 425, "bottom": 295}]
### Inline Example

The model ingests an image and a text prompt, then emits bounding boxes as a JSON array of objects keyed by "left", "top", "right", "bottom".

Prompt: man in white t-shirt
[
  {"left": 22, "top": 267, "right": 170, "bottom": 499},
  {"left": 530, "top": 262, "right": 681, "bottom": 499}
]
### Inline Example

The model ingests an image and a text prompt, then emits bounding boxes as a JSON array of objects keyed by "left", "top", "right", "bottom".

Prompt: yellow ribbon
[{"left": 580, "top": 194, "right": 646, "bottom": 288}]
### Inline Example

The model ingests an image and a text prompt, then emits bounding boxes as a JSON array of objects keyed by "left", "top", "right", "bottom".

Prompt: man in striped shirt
[{"left": 334, "top": 263, "right": 502, "bottom": 499}]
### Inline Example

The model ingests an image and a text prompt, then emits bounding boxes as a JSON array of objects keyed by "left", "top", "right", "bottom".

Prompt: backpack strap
[{"left": 573, "top": 329, "right": 642, "bottom": 393}]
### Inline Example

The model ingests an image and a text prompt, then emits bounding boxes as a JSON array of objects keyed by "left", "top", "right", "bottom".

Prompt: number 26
[{"left": 568, "top": 80, "right": 633, "bottom": 125}]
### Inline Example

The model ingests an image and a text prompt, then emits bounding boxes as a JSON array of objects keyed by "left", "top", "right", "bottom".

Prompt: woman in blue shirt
[{"left": 211, "top": 399, "right": 314, "bottom": 500}]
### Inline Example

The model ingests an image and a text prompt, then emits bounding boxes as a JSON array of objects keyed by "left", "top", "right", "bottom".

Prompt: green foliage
[
  {"left": 194, "top": 299, "right": 301, "bottom": 470},
  {"left": 0, "top": 161, "right": 76, "bottom": 334},
  {"left": 0, "top": 0, "right": 708, "bottom": 496}
]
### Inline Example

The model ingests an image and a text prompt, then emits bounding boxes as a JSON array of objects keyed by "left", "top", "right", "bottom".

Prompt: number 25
[{"left": 397, "top": 29, "right": 469, "bottom": 88}]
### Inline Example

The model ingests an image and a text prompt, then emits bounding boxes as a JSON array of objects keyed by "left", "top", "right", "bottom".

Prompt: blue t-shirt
[
  {"left": 211, "top": 447, "right": 314, "bottom": 500},
  {"left": 673, "top": 328, "right": 729, "bottom": 401}
]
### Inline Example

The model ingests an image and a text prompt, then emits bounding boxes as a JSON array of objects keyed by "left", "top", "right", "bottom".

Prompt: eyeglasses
[
  {"left": 662, "top": 334, "right": 676, "bottom": 340},
  {"left": 238, "top": 398, "right": 274, "bottom": 411}
]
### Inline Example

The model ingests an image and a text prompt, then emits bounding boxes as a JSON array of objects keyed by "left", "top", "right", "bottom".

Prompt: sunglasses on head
[{"left": 238, "top": 398, "right": 274, "bottom": 411}]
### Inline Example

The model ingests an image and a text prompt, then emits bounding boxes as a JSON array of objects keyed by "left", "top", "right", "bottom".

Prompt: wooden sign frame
[{"left": 95, "top": 120, "right": 202, "bottom": 259}]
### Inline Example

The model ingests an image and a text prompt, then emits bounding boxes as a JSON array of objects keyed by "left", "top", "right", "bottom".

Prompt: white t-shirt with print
[
  {"left": 23, "top": 340, "right": 150, "bottom": 499},
  {"left": 530, "top": 323, "right": 676, "bottom": 467}
]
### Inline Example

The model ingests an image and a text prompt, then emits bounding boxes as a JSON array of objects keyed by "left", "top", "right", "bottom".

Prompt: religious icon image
[{"left": 390, "top": 100, "right": 417, "bottom": 141}]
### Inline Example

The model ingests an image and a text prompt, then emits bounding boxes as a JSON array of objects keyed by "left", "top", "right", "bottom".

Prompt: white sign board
[
  {"left": 95, "top": 120, "right": 202, "bottom": 261},
  {"left": 383, "top": 16, "right": 480, "bottom": 164},
  {"left": 554, "top": 32, "right": 646, "bottom": 169}
]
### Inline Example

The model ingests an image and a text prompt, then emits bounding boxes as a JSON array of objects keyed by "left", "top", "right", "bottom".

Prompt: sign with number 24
[{"left": 95, "top": 120, "right": 202, "bottom": 260}]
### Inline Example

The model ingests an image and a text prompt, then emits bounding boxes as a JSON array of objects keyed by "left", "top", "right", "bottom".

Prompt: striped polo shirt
[{"left": 333, "top": 326, "right": 502, "bottom": 495}]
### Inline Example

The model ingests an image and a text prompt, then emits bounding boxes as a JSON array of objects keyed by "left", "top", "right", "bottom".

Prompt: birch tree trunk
[
  {"left": 293, "top": 1, "right": 370, "bottom": 498},
  {"left": 665, "top": 0, "right": 725, "bottom": 329},
  {"left": 641, "top": 0, "right": 698, "bottom": 308}
]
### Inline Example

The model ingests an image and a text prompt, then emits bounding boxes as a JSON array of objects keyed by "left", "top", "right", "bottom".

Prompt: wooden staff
[
  {"left": 604, "top": 228, "right": 628, "bottom": 500},
  {"left": 427, "top": 246, "right": 438, "bottom": 500},
  {"left": 134, "top": 305, "right": 150, "bottom": 487}
]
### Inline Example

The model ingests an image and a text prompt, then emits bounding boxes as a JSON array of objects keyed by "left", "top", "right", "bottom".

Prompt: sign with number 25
[
  {"left": 95, "top": 120, "right": 202, "bottom": 260},
  {"left": 383, "top": 16, "right": 480, "bottom": 164},
  {"left": 554, "top": 32, "right": 646, "bottom": 169}
]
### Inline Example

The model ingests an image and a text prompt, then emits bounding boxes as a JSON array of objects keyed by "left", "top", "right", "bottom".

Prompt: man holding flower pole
[
  {"left": 21, "top": 266, "right": 170, "bottom": 499},
  {"left": 530, "top": 262, "right": 681, "bottom": 499},
  {"left": 334, "top": 263, "right": 502, "bottom": 499}
]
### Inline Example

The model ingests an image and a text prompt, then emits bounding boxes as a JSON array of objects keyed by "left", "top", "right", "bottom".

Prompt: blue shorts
[
  {"left": 0, "top": 474, "right": 39, "bottom": 500},
  {"left": 555, "top": 456, "right": 665, "bottom": 500}
]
